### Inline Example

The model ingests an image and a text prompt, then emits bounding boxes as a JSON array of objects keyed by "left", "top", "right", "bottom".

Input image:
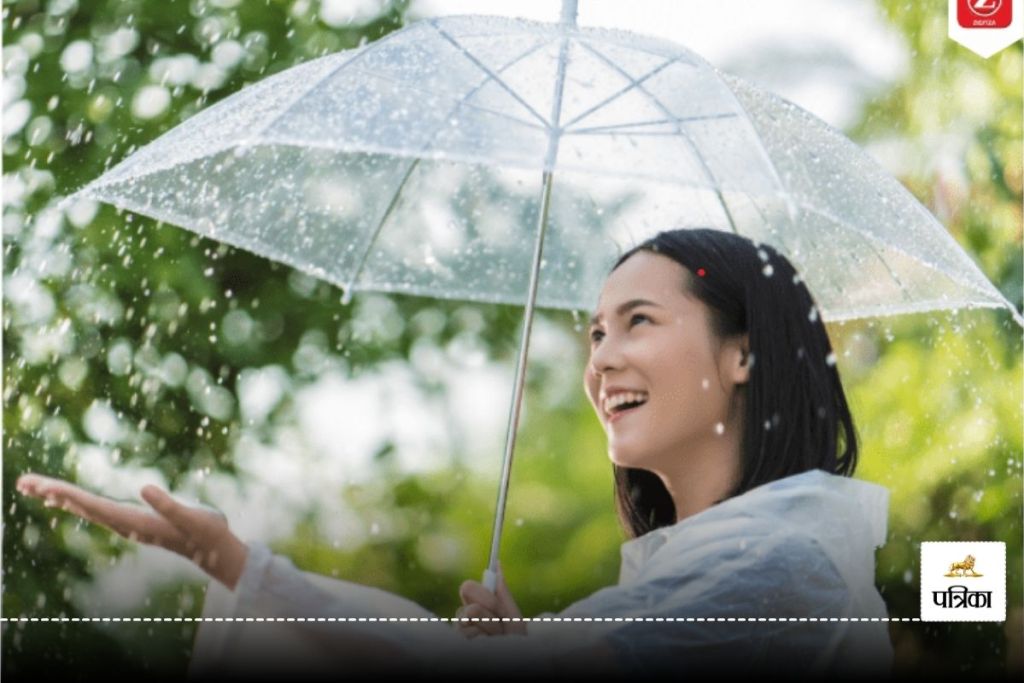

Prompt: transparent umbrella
[{"left": 55, "top": 0, "right": 1024, "bottom": 593}]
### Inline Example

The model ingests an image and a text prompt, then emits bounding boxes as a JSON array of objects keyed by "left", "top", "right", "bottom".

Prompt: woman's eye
[{"left": 589, "top": 314, "right": 648, "bottom": 343}]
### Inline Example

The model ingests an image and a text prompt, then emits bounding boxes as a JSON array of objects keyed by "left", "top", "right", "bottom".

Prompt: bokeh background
[{"left": 2, "top": 0, "right": 1021, "bottom": 679}]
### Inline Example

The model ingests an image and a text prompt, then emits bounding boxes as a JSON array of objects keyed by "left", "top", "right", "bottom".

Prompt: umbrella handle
[{"left": 482, "top": 567, "right": 498, "bottom": 593}]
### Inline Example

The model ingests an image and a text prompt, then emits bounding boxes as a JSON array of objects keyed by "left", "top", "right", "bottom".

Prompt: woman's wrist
[{"left": 217, "top": 534, "right": 249, "bottom": 591}]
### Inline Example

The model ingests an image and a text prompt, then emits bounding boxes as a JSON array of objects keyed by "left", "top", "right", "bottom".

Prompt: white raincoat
[{"left": 187, "top": 469, "right": 894, "bottom": 680}]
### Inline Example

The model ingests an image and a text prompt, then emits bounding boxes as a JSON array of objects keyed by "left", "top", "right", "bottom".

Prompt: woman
[{"left": 17, "top": 229, "right": 894, "bottom": 680}]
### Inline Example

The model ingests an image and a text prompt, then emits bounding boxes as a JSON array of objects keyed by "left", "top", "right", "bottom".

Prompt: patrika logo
[
  {"left": 921, "top": 542, "right": 1005, "bottom": 622},
  {"left": 943, "top": 554, "right": 982, "bottom": 577}
]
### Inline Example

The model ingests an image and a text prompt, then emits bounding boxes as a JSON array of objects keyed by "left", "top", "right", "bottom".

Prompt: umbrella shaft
[
  {"left": 485, "top": 10, "right": 573, "bottom": 591},
  {"left": 486, "top": 170, "right": 555, "bottom": 585}
]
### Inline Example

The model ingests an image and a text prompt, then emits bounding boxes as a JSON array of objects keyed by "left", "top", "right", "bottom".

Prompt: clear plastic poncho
[{"left": 188, "top": 468, "right": 893, "bottom": 679}]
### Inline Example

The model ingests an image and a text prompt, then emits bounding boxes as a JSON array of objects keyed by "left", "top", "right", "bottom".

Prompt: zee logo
[{"left": 958, "top": 0, "right": 1013, "bottom": 28}]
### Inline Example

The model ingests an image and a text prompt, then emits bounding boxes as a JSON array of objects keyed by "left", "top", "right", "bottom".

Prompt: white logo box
[{"left": 920, "top": 541, "right": 1006, "bottom": 621}]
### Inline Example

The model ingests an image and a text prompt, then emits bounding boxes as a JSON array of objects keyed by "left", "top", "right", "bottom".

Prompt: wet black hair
[{"left": 607, "top": 228, "right": 859, "bottom": 539}]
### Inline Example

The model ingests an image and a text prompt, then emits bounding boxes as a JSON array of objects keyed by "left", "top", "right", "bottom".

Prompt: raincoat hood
[{"left": 618, "top": 468, "right": 889, "bottom": 614}]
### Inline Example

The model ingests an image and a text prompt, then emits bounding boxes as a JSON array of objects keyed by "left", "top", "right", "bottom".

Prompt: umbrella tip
[{"left": 560, "top": 0, "right": 578, "bottom": 26}]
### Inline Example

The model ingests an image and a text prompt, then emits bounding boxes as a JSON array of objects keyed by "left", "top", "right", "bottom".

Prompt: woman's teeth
[{"left": 605, "top": 392, "right": 648, "bottom": 414}]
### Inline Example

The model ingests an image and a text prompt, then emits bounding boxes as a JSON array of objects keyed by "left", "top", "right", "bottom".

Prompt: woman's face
[{"left": 583, "top": 251, "right": 749, "bottom": 471}]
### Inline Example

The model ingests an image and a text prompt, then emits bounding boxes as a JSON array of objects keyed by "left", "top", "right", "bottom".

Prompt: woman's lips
[{"left": 608, "top": 402, "right": 645, "bottom": 424}]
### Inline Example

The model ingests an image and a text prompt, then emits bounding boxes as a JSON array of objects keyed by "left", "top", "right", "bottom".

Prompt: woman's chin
[{"left": 607, "top": 445, "right": 643, "bottom": 469}]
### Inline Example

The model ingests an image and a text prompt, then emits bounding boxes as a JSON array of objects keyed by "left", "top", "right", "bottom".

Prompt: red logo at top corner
[{"left": 958, "top": 0, "right": 1013, "bottom": 28}]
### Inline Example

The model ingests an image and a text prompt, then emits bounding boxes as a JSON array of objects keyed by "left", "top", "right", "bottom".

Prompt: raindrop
[
  {"left": 370, "top": 522, "right": 380, "bottom": 535},
  {"left": 515, "top": 518, "right": 524, "bottom": 527},
  {"left": 808, "top": 306, "right": 819, "bottom": 322},
  {"left": 762, "top": 264, "right": 773, "bottom": 277},
  {"left": 714, "top": 422, "right": 724, "bottom": 435},
  {"left": 825, "top": 352, "right": 836, "bottom": 366},
  {"left": 701, "top": 378, "right": 709, "bottom": 390}
]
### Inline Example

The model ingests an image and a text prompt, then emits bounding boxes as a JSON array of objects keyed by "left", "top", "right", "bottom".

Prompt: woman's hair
[{"left": 610, "top": 228, "right": 859, "bottom": 539}]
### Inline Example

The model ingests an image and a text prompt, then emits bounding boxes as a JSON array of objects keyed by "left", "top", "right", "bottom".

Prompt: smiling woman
[
  {"left": 16, "top": 228, "right": 893, "bottom": 680},
  {"left": 585, "top": 228, "right": 860, "bottom": 538}
]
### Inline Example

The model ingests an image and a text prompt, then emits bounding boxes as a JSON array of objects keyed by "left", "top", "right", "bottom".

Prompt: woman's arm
[
  {"left": 190, "top": 539, "right": 625, "bottom": 680},
  {"left": 16, "top": 472, "right": 626, "bottom": 678}
]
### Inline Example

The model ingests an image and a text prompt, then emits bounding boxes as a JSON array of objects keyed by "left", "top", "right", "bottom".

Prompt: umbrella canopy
[
  {"left": 58, "top": 13, "right": 1022, "bottom": 326},
  {"left": 55, "top": 2, "right": 1024, "bottom": 592}
]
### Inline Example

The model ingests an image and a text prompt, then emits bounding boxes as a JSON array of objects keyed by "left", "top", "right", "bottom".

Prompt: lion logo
[{"left": 944, "top": 554, "right": 982, "bottom": 577}]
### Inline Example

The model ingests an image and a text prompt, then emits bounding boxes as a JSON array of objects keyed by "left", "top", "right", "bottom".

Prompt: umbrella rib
[
  {"left": 565, "top": 113, "right": 738, "bottom": 136},
  {"left": 429, "top": 20, "right": 553, "bottom": 130},
  {"left": 845, "top": 223, "right": 912, "bottom": 301},
  {"left": 558, "top": 57, "right": 678, "bottom": 132},
  {"left": 244, "top": 32, "right": 396, "bottom": 142},
  {"left": 567, "top": 127, "right": 737, "bottom": 138},
  {"left": 577, "top": 41, "right": 740, "bottom": 233},
  {"left": 343, "top": 38, "right": 554, "bottom": 296},
  {"left": 337, "top": 56, "right": 550, "bottom": 132},
  {"left": 797, "top": 201, "right": 1010, "bottom": 305}
]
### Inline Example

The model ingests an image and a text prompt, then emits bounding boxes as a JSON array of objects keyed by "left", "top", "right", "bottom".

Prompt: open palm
[{"left": 16, "top": 472, "right": 248, "bottom": 590}]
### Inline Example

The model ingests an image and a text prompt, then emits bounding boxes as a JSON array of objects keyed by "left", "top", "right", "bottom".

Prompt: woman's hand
[
  {"left": 455, "top": 563, "right": 528, "bottom": 638},
  {"left": 15, "top": 472, "right": 249, "bottom": 590}
]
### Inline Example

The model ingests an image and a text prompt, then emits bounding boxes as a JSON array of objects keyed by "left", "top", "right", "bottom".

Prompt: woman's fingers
[
  {"left": 140, "top": 485, "right": 225, "bottom": 534},
  {"left": 18, "top": 474, "right": 136, "bottom": 531},
  {"left": 459, "top": 579, "right": 500, "bottom": 614},
  {"left": 454, "top": 603, "right": 505, "bottom": 637},
  {"left": 456, "top": 564, "right": 528, "bottom": 636},
  {"left": 17, "top": 473, "right": 192, "bottom": 550}
]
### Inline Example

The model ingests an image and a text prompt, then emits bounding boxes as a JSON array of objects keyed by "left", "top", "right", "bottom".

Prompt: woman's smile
[{"left": 607, "top": 401, "right": 646, "bottom": 424}]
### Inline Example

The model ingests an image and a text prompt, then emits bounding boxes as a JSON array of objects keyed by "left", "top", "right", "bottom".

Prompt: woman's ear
[{"left": 733, "top": 335, "right": 752, "bottom": 385}]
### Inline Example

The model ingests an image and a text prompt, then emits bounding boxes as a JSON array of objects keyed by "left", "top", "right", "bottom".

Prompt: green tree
[{"left": 2, "top": 0, "right": 1020, "bottom": 679}]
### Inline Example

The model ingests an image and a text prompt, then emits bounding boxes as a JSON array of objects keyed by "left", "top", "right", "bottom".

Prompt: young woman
[{"left": 17, "top": 229, "right": 894, "bottom": 680}]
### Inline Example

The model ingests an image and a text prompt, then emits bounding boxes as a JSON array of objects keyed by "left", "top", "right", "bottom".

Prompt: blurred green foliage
[{"left": 2, "top": 0, "right": 1020, "bottom": 679}]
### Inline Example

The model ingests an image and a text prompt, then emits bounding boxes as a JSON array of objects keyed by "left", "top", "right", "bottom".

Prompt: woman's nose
[{"left": 588, "top": 336, "right": 623, "bottom": 375}]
